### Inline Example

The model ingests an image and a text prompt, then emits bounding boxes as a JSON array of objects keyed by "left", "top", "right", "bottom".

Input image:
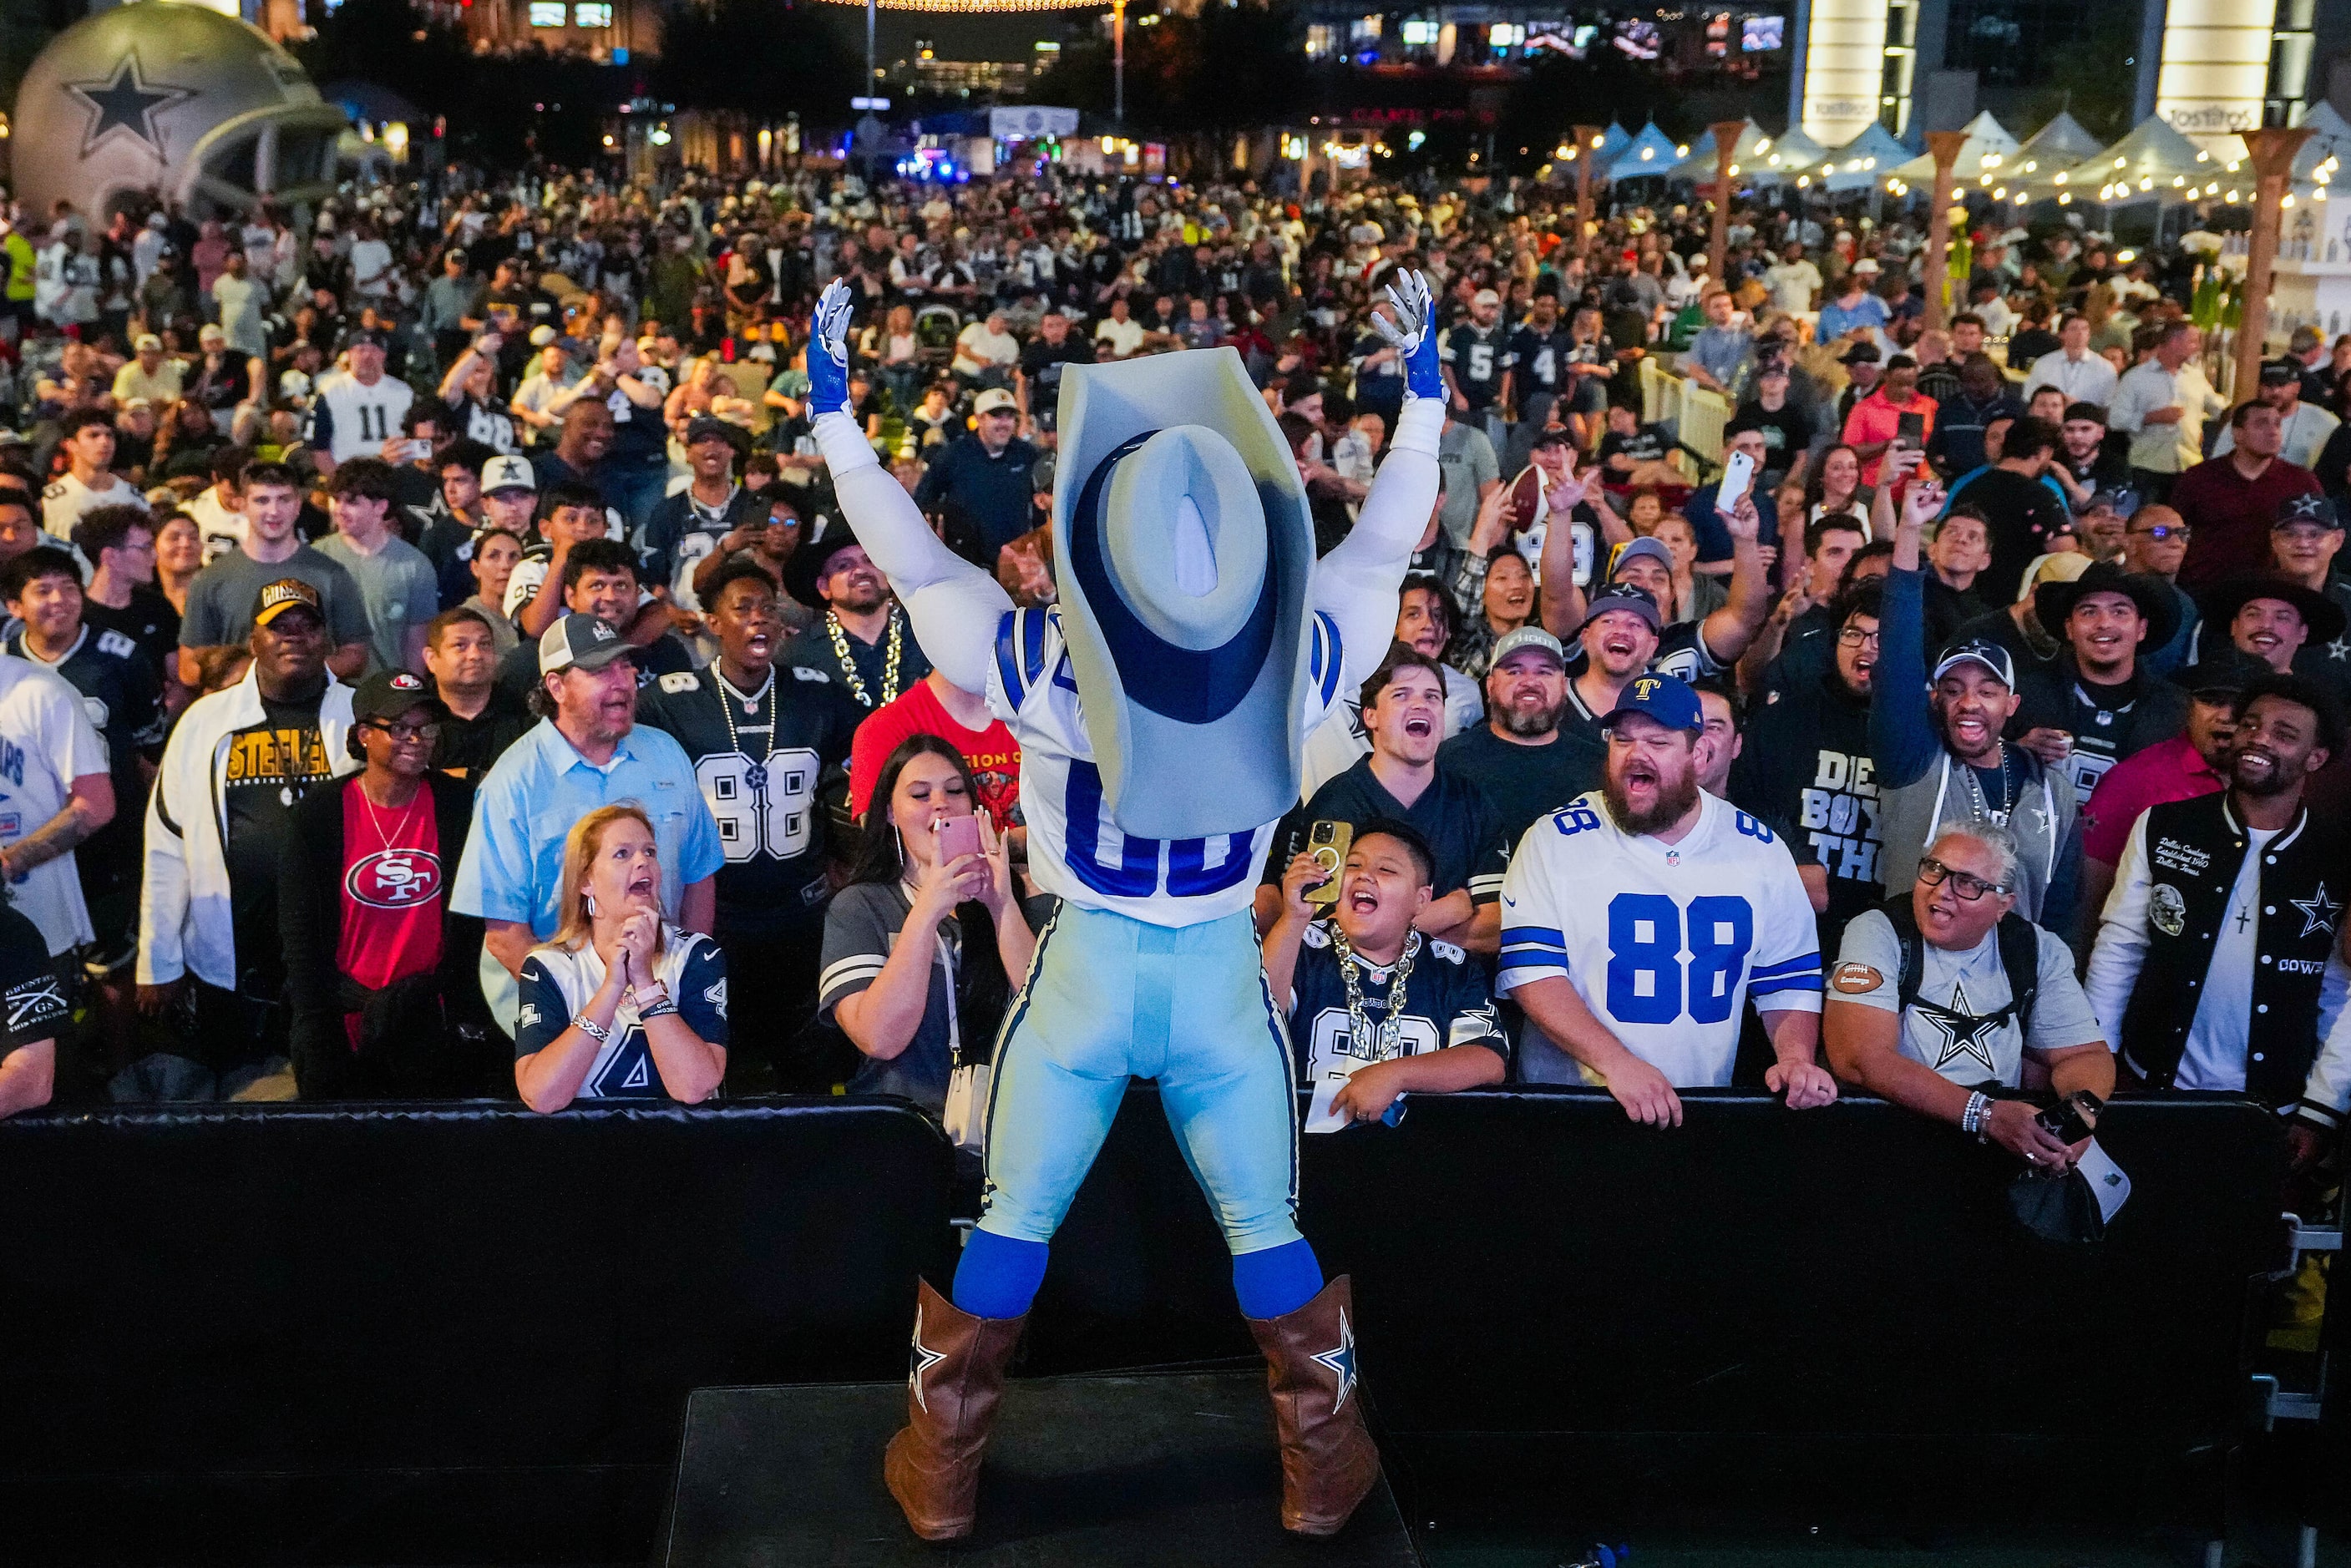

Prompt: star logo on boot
[
  {"left": 1310, "top": 1308, "right": 1359, "bottom": 1413},
  {"left": 909, "top": 1306, "right": 947, "bottom": 1412}
]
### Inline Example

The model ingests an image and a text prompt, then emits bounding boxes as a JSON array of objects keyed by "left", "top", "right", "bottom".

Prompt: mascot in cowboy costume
[{"left": 804, "top": 270, "right": 1444, "bottom": 1541}]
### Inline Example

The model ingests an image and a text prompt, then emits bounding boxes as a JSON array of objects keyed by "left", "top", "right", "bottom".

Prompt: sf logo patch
[{"left": 346, "top": 848, "right": 444, "bottom": 909}]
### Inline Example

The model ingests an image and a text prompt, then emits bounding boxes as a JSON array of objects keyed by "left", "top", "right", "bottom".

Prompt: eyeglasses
[
  {"left": 1836, "top": 627, "right": 1881, "bottom": 646},
  {"left": 368, "top": 721, "right": 442, "bottom": 742},
  {"left": 2129, "top": 524, "right": 2189, "bottom": 541},
  {"left": 1918, "top": 857, "right": 2005, "bottom": 901}
]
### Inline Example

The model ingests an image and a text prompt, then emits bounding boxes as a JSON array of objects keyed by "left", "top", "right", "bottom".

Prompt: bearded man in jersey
[
  {"left": 635, "top": 559, "right": 864, "bottom": 1090},
  {"left": 1497, "top": 672, "right": 1836, "bottom": 1124},
  {"left": 806, "top": 273, "right": 1442, "bottom": 1541}
]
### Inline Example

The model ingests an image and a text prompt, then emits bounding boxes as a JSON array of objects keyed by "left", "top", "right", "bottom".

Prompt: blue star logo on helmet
[{"left": 65, "top": 54, "right": 191, "bottom": 159}]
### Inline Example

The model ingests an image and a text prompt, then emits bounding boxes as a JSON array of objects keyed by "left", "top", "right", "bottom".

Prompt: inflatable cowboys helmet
[{"left": 13, "top": 2, "right": 347, "bottom": 225}]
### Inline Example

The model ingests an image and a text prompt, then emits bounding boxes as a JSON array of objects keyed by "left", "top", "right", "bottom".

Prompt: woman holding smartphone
[
  {"left": 513, "top": 804, "right": 729, "bottom": 1112},
  {"left": 821, "top": 736, "right": 1040, "bottom": 1112}
]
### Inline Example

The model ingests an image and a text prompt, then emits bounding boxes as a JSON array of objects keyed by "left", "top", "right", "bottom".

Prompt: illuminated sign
[
  {"left": 1798, "top": 0, "right": 1894, "bottom": 147},
  {"left": 2155, "top": 0, "right": 2277, "bottom": 148},
  {"left": 528, "top": 2, "right": 565, "bottom": 24}
]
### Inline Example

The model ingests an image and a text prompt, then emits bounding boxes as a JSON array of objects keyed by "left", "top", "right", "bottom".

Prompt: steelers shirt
[
  {"left": 634, "top": 664, "right": 863, "bottom": 939},
  {"left": 1497, "top": 788, "right": 1822, "bottom": 1087}
]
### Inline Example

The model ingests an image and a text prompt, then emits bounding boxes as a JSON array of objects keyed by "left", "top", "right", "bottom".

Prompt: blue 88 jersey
[
  {"left": 635, "top": 665, "right": 863, "bottom": 938},
  {"left": 1494, "top": 789, "right": 1822, "bottom": 1088}
]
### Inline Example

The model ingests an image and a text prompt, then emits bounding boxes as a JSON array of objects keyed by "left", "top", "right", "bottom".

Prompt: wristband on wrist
[
  {"left": 638, "top": 996, "right": 680, "bottom": 1021},
  {"left": 1962, "top": 1090, "right": 1992, "bottom": 1141}
]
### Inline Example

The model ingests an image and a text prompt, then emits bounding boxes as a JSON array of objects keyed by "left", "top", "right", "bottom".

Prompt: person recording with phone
[
  {"left": 513, "top": 802, "right": 729, "bottom": 1112},
  {"left": 1824, "top": 824, "right": 2113, "bottom": 1170},
  {"left": 820, "top": 736, "right": 1041, "bottom": 1113},
  {"left": 1264, "top": 820, "right": 1505, "bottom": 1131}
]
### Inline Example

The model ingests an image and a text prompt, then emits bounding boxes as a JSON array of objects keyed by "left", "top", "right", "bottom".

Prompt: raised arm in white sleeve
[
  {"left": 804, "top": 281, "right": 1009, "bottom": 695},
  {"left": 2081, "top": 811, "right": 2154, "bottom": 1047},
  {"left": 2302, "top": 959, "right": 2351, "bottom": 1132},
  {"left": 1312, "top": 271, "right": 1446, "bottom": 693}
]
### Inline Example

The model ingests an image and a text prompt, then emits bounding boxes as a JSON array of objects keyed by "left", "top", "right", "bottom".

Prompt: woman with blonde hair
[{"left": 514, "top": 803, "right": 728, "bottom": 1112}]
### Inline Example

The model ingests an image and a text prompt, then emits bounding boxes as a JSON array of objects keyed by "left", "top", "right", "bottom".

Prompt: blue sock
[
  {"left": 952, "top": 1229, "right": 1051, "bottom": 1319},
  {"left": 1232, "top": 1238, "right": 1324, "bottom": 1320}
]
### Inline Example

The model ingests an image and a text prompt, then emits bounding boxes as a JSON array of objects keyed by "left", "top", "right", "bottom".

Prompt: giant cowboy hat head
[{"left": 1051, "top": 346, "right": 1315, "bottom": 842}]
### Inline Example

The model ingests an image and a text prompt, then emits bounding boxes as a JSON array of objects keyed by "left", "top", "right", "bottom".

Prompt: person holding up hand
[
  {"left": 820, "top": 736, "right": 1041, "bottom": 1113},
  {"left": 513, "top": 802, "right": 729, "bottom": 1112}
]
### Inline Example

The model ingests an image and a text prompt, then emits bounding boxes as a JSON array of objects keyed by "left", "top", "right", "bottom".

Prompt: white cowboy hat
[{"left": 1050, "top": 346, "right": 1315, "bottom": 843}]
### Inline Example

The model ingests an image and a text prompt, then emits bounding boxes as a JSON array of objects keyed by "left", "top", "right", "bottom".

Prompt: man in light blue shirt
[
  {"left": 453, "top": 612, "right": 724, "bottom": 1028},
  {"left": 1682, "top": 289, "right": 1753, "bottom": 397}
]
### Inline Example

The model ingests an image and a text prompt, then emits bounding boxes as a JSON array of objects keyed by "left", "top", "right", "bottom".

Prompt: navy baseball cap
[
  {"left": 1607, "top": 537, "right": 1675, "bottom": 582},
  {"left": 1933, "top": 639, "right": 2017, "bottom": 688},
  {"left": 1573, "top": 581, "right": 1664, "bottom": 639},
  {"left": 2081, "top": 485, "right": 2139, "bottom": 518},
  {"left": 1602, "top": 670, "right": 1704, "bottom": 735},
  {"left": 2275, "top": 493, "right": 2339, "bottom": 530}
]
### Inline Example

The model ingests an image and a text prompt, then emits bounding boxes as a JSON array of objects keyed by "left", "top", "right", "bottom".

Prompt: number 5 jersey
[{"left": 1496, "top": 788, "right": 1823, "bottom": 1087}]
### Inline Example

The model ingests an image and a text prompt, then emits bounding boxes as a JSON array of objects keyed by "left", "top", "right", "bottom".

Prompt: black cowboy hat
[
  {"left": 2195, "top": 573, "right": 2348, "bottom": 650},
  {"left": 783, "top": 520, "right": 868, "bottom": 610},
  {"left": 2032, "top": 561, "right": 2181, "bottom": 655}
]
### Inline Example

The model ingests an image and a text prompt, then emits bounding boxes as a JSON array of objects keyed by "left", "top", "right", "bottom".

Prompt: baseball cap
[
  {"left": 1852, "top": 257, "right": 1882, "bottom": 275},
  {"left": 197, "top": 323, "right": 225, "bottom": 343},
  {"left": 1840, "top": 341, "right": 1882, "bottom": 364},
  {"left": 352, "top": 669, "right": 443, "bottom": 726},
  {"left": 1601, "top": 670, "right": 1704, "bottom": 734},
  {"left": 1528, "top": 425, "right": 1573, "bottom": 450},
  {"left": 2259, "top": 358, "right": 2299, "bottom": 387},
  {"left": 1490, "top": 625, "right": 1566, "bottom": 668},
  {"left": 2275, "top": 492, "right": 2339, "bottom": 530},
  {"left": 133, "top": 332, "right": 162, "bottom": 352},
  {"left": 1932, "top": 639, "right": 2016, "bottom": 688},
  {"left": 528, "top": 324, "right": 558, "bottom": 348},
  {"left": 537, "top": 612, "right": 635, "bottom": 676},
  {"left": 252, "top": 577, "right": 324, "bottom": 628},
  {"left": 973, "top": 387, "right": 1018, "bottom": 417},
  {"left": 1608, "top": 536, "right": 1675, "bottom": 581},
  {"left": 343, "top": 326, "right": 390, "bottom": 351},
  {"left": 1472, "top": 288, "right": 1502, "bottom": 307},
  {"left": 480, "top": 454, "right": 537, "bottom": 494},
  {"left": 1573, "top": 581, "right": 1664, "bottom": 638},
  {"left": 2082, "top": 485, "right": 2140, "bottom": 518},
  {"left": 685, "top": 415, "right": 742, "bottom": 448}
]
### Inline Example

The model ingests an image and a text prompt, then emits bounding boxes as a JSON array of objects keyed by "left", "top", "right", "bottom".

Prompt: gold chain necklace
[
  {"left": 826, "top": 607, "right": 904, "bottom": 708},
  {"left": 1331, "top": 926, "right": 1420, "bottom": 1062}
]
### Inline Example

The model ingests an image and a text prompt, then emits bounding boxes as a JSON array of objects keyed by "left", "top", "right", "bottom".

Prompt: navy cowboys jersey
[
  {"left": 634, "top": 664, "right": 864, "bottom": 938},
  {"left": 514, "top": 928, "right": 728, "bottom": 1098},
  {"left": 3, "top": 623, "right": 164, "bottom": 801},
  {"left": 1439, "top": 322, "right": 1508, "bottom": 407},
  {"left": 1287, "top": 922, "right": 1505, "bottom": 1092}
]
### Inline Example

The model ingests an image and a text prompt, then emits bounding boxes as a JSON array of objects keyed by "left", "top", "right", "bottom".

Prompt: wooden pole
[
  {"left": 1705, "top": 119, "right": 1744, "bottom": 292},
  {"left": 1920, "top": 129, "right": 1968, "bottom": 332},
  {"left": 1573, "top": 123, "right": 1603, "bottom": 254},
  {"left": 2234, "top": 126, "right": 2315, "bottom": 405}
]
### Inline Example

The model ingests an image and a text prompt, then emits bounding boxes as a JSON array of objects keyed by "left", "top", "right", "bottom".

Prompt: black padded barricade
[
  {"left": 1029, "top": 1085, "right": 2289, "bottom": 1526},
  {"left": 0, "top": 1100, "right": 955, "bottom": 1564}
]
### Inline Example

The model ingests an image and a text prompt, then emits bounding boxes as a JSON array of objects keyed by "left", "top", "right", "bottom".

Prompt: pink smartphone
[{"left": 935, "top": 815, "right": 981, "bottom": 864}]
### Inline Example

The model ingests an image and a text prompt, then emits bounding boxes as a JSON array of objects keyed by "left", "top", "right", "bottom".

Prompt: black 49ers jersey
[{"left": 635, "top": 663, "right": 864, "bottom": 939}]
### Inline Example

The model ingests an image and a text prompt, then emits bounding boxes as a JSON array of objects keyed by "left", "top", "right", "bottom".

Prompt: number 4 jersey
[
  {"left": 1497, "top": 788, "right": 1822, "bottom": 1087},
  {"left": 635, "top": 664, "right": 864, "bottom": 938}
]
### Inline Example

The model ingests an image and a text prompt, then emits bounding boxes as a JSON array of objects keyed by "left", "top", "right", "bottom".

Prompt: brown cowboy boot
[
  {"left": 1246, "top": 1273, "right": 1381, "bottom": 1538},
  {"left": 883, "top": 1278, "right": 1026, "bottom": 1540}
]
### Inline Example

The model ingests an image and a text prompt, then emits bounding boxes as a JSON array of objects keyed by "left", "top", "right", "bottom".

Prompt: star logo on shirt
[
  {"left": 908, "top": 1305, "right": 948, "bottom": 1412},
  {"left": 1917, "top": 975, "right": 2002, "bottom": 1078},
  {"left": 2292, "top": 883, "right": 2343, "bottom": 939},
  {"left": 65, "top": 55, "right": 192, "bottom": 159},
  {"left": 1310, "top": 1307, "right": 1360, "bottom": 1413},
  {"left": 2328, "top": 637, "right": 2351, "bottom": 664}
]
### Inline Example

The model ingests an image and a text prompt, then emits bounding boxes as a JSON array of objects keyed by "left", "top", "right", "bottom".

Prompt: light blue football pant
[{"left": 976, "top": 902, "right": 1303, "bottom": 1257}]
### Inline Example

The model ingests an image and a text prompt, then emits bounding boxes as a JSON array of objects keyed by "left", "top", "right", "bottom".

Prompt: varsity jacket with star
[{"left": 2083, "top": 791, "right": 2351, "bottom": 1130}]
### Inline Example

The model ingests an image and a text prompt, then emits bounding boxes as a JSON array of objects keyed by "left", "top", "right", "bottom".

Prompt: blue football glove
[
  {"left": 808, "top": 277, "right": 855, "bottom": 418},
  {"left": 1373, "top": 270, "right": 1442, "bottom": 402}
]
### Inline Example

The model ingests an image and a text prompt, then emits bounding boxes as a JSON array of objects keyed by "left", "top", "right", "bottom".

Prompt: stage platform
[{"left": 658, "top": 1371, "right": 1422, "bottom": 1566}]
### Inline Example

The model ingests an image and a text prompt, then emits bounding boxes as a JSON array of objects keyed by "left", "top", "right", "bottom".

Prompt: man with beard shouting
[
  {"left": 1495, "top": 670, "right": 1837, "bottom": 1122},
  {"left": 1436, "top": 625, "right": 1604, "bottom": 858},
  {"left": 1874, "top": 473, "right": 2079, "bottom": 924},
  {"left": 2085, "top": 670, "right": 2351, "bottom": 1168}
]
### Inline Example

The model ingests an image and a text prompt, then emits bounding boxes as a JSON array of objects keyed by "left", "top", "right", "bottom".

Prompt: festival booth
[
  {"left": 2268, "top": 103, "right": 2351, "bottom": 336},
  {"left": 1820, "top": 122, "right": 1911, "bottom": 192},
  {"left": 1756, "top": 124, "right": 1832, "bottom": 189},
  {"left": 1665, "top": 119, "right": 1786, "bottom": 188},
  {"left": 1884, "top": 110, "right": 2019, "bottom": 196},
  {"left": 1603, "top": 120, "right": 1682, "bottom": 183}
]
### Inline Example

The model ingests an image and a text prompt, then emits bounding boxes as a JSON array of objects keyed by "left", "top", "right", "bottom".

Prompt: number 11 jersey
[{"left": 1496, "top": 788, "right": 1822, "bottom": 1087}]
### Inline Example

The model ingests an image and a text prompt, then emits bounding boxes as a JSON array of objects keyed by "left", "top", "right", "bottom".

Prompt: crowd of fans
[{"left": 0, "top": 158, "right": 2337, "bottom": 1234}]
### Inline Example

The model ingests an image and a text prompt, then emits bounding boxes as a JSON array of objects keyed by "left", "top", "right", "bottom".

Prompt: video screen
[
  {"left": 1613, "top": 18, "right": 1661, "bottom": 58},
  {"left": 1524, "top": 19, "right": 1586, "bottom": 57},
  {"left": 1742, "top": 15, "right": 1786, "bottom": 50}
]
